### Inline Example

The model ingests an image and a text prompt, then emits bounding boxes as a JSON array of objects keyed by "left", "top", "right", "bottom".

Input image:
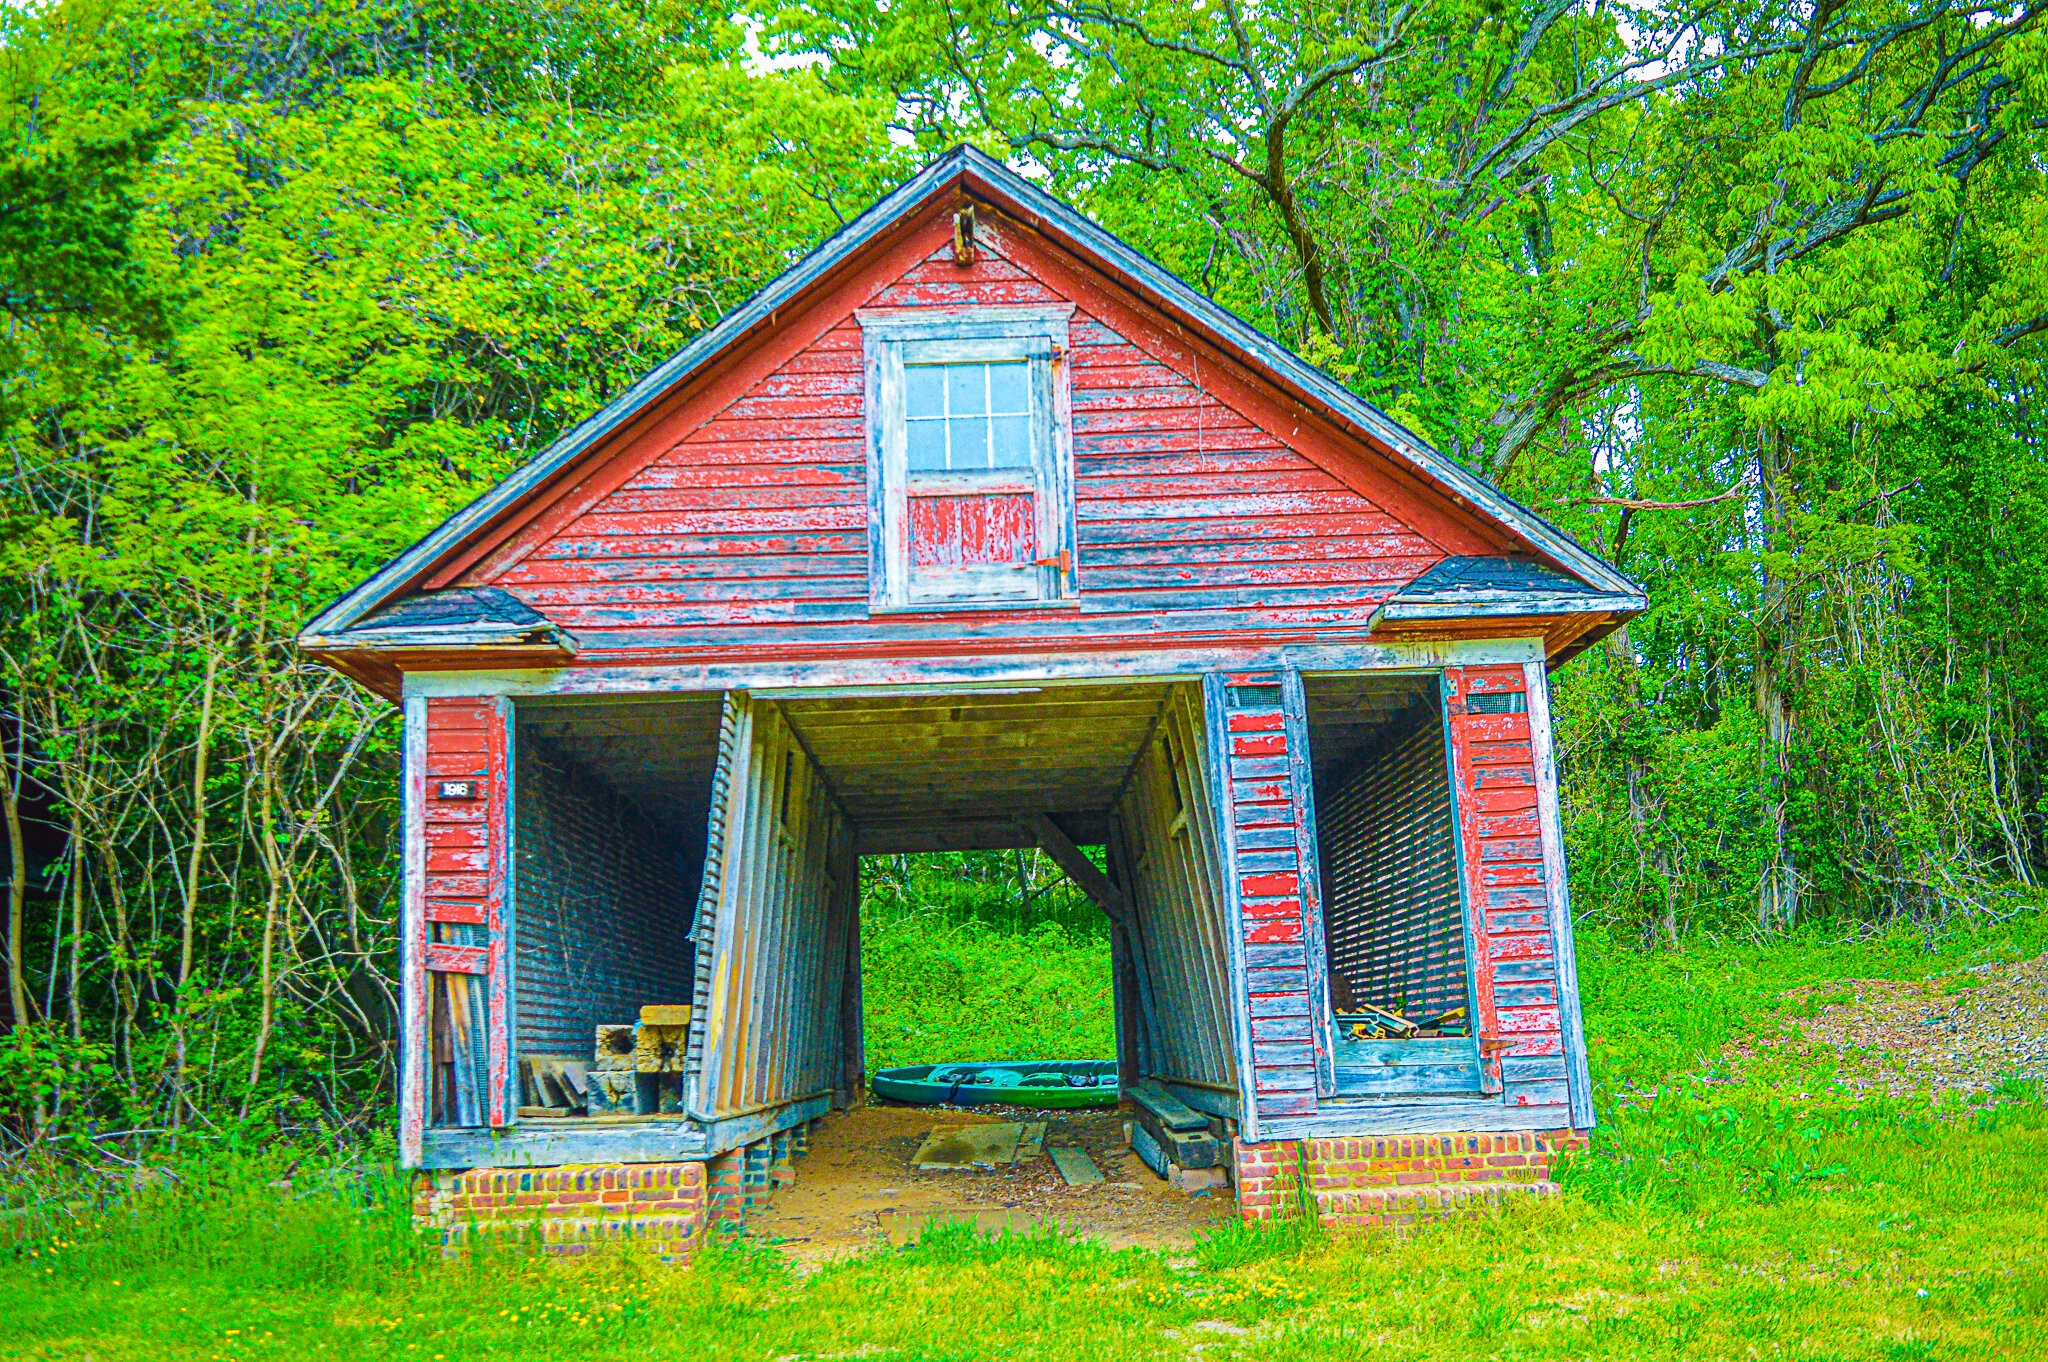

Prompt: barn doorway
[
  {"left": 1304, "top": 673, "right": 1483, "bottom": 1098},
  {"left": 739, "top": 844, "right": 1226, "bottom": 1255}
]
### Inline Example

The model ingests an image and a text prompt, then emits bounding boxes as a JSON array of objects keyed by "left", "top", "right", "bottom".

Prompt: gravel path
[{"left": 1737, "top": 952, "right": 2048, "bottom": 1098}]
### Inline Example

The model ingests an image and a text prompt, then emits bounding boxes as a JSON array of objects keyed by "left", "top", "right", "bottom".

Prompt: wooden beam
[
  {"left": 856, "top": 819, "right": 1042, "bottom": 855},
  {"left": 1028, "top": 813, "right": 1130, "bottom": 921}
]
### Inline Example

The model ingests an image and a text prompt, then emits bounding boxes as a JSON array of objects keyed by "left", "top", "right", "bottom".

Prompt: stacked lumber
[{"left": 1126, "top": 1081, "right": 1229, "bottom": 1193}]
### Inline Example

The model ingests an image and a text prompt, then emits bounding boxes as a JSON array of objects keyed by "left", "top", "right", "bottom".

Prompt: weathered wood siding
[
  {"left": 686, "top": 695, "right": 858, "bottom": 1139},
  {"left": 1442, "top": 665, "right": 1572, "bottom": 1110},
  {"left": 475, "top": 205, "right": 1497, "bottom": 655},
  {"left": 414, "top": 696, "right": 512, "bottom": 1140},
  {"left": 1204, "top": 671, "right": 1322, "bottom": 1132},
  {"left": 1110, "top": 684, "right": 1237, "bottom": 1093}
]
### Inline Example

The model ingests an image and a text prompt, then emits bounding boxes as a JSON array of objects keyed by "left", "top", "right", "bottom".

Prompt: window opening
[
  {"left": 859, "top": 307, "right": 1076, "bottom": 609},
  {"left": 1227, "top": 684, "right": 1282, "bottom": 710},
  {"left": 1467, "top": 690, "right": 1528, "bottom": 714},
  {"left": 905, "top": 361, "right": 1033, "bottom": 471}
]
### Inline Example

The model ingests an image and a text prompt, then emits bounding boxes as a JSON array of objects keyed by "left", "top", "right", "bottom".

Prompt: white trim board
[{"left": 401, "top": 638, "right": 1548, "bottom": 699}]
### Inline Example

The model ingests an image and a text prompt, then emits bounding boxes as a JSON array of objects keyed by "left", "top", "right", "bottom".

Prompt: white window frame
[{"left": 858, "top": 304, "right": 1077, "bottom": 611}]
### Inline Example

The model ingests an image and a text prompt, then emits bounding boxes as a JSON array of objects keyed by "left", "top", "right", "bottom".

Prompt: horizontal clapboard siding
[
  {"left": 420, "top": 698, "right": 508, "bottom": 1131},
  {"left": 495, "top": 219, "right": 1450, "bottom": 650}
]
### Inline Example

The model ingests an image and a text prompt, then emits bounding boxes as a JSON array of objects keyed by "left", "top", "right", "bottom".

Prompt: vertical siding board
[
  {"left": 419, "top": 697, "right": 506, "bottom": 1131},
  {"left": 1115, "top": 687, "right": 1239, "bottom": 1095},
  {"left": 1440, "top": 663, "right": 1570, "bottom": 1104},
  {"left": 1524, "top": 659, "right": 1595, "bottom": 1126},
  {"left": 696, "top": 696, "right": 757, "bottom": 1119},
  {"left": 400, "top": 698, "right": 427, "bottom": 1166},
  {"left": 1279, "top": 670, "right": 1334, "bottom": 1094},
  {"left": 1203, "top": 670, "right": 1323, "bottom": 1124},
  {"left": 1442, "top": 668, "right": 1503, "bottom": 1095},
  {"left": 1201, "top": 673, "right": 1259, "bottom": 1141},
  {"left": 685, "top": 695, "right": 745, "bottom": 1120},
  {"left": 1172, "top": 689, "right": 1236, "bottom": 1082},
  {"left": 487, "top": 697, "right": 512, "bottom": 1128},
  {"left": 693, "top": 695, "right": 851, "bottom": 1135}
]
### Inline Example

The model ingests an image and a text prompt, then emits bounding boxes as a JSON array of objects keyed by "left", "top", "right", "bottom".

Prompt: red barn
[{"left": 301, "top": 147, "right": 1643, "bottom": 1249}]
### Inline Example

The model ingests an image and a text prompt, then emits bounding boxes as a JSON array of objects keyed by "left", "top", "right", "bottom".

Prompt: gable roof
[{"left": 300, "top": 145, "right": 1642, "bottom": 645}]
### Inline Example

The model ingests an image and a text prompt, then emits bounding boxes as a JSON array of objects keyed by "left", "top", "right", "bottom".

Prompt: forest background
[{"left": 0, "top": 0, "right": 2044, "bottom": 1147}]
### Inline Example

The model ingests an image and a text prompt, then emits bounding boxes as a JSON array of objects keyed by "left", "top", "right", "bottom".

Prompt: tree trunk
[
  {"left": 245, "top": 734, "right": 284, "bottom": 1103},
  {"left": 4, "top": 708, "right": 27, "bottom": 1034},
  {"left": 1754, "top": 426, "right": 1802, "bottom": 928},
  {"left": 172, "top": 635, "right": 219, "bottom": 1118}
]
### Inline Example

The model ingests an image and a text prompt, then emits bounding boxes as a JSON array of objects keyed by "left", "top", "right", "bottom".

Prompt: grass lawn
[{"left": 5, "top": 920, "right": 2046, "bottom": 1360}]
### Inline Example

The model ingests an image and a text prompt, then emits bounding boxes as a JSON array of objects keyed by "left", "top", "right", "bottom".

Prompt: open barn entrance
[
  {"left": 481, "top": 671, "right": 1494, "bottom": 1237},
  {"left": 734, "top": 685, "right": 1234, "bottom": 1249},
  {"left": 742, "top": 844, "right": 1225, "bottom": 1255},
  {"left": 1304, "top": 673, "right": 1483, "bottom": 1098},
  {"left": 486, "top": 682, "right": 1237, "bottom": 1242},
  {"left": 502, "top": 697, "right": 722, "bottom": 1123}
]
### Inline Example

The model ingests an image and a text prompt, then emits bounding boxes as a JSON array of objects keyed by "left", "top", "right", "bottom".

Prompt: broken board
[
  {"left": 912, "top": 1123, "right": 1025, "bottom": 1170},
  {"left": 1048, "top": 1146, "right": 1104, "bottom": 1186}
]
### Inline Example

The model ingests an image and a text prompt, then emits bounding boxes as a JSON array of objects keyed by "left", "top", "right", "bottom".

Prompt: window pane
[
  {"left": 905, "top": 365, "right": 946, "bottom": 420},
  {"left": 989, "top": 415, "right": 1032, "bottom": 468},
  {"left": 906, "top": 418, "right": 948, "bottom": 471},
  {"left": 986, "top": 361, "right": 1030, "bottom": 414},
  {"left": 948, "top": 416, "right": 988, "bottom": 469},
  {"left": 947, "top": 364, "right": 986, "bottom": 416}
]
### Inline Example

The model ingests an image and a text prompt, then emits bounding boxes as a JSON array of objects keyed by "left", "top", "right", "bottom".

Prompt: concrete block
[
  {"left": 587, "top": 1070, "right": 636, "bottom": 1116},
  {"left": 634, "top": 1023, "right": 687, "bottom": 1073},
  {"left": 1170, "top": 1165, "right": 1230, "bottom": 1195},
  {"left": 639, "top": 1004, "right": 693, "bottom": 1027},
  {"left": 593, "top": 1024, "right": 637, "bottom": 1071},
  {"left": 633, "top": 1073, "right": 684, "bottom": 1114}
]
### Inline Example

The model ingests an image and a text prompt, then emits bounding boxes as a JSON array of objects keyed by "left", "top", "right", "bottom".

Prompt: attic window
[
  {"left": 906, "top": 361, "right": 1032, "bottom": 471},
  {"left": 858, "top": 305, "right": 1076, "bottom": 611}
]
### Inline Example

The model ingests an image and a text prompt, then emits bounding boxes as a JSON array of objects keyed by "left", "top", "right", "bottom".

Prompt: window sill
[{"left": 869, "top": 596, "right": 1083, "bottom": 616}]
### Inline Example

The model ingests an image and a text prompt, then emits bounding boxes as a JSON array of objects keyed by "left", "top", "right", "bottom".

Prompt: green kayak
[{"left": 870, "top": 1060, "right": 1120, "bottom": 1109}]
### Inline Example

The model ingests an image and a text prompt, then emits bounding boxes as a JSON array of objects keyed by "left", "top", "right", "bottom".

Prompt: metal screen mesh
[{"left": 1318, "top": 708, "right": 1466, "bottom": 1018}]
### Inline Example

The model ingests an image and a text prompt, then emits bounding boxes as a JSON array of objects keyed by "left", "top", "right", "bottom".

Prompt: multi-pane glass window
[{"left": 904, "top": 361, "right": 1032, "bottom": 472}]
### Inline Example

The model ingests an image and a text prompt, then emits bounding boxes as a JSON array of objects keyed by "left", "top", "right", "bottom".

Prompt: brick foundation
[
  {"left": 412, "top": 1117, "right": 823, "bottom": 1261},
  {"left": 1232, "top": 1129, "right": 1588, "bottom": 1231}
]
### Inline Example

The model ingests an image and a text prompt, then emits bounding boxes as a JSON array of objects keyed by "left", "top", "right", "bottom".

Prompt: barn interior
[
  {"left": 1305, "top": 674, "right": 1482, "bottom": 1098},
  {"left": 484, "top": 674, "right": 1477, "bottom": 1199}
]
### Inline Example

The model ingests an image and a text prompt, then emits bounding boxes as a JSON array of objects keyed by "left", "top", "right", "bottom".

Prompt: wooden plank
[
  {"left": 1129, "top": 1080, "right": 1209, "bottom": 1132},
  {"left": 403, "top": 639, "right": 1548, "bottom": 701},
  {"left": 1048, "top": 1146, "right": 1104, "bottom": 1186}
]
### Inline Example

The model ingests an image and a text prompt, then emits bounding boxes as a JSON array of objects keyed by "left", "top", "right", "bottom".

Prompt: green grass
[
  {"left": 6, "top": 913, "right": 2046, "bottom": 1359},
  {"left": 859, "top": 852, "right": 1116, "bottom": 1073}
]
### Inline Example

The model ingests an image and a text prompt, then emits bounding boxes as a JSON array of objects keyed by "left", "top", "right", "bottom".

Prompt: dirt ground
[
  {"left": 745, "top": 1101, "right": 1231, "bottom": 1263},
  {"left": 1729, "top": 951, "right": 2048, "bottom": 1098}
]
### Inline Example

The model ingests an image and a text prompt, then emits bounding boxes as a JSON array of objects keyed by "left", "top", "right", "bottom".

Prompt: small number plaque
[{"left": 436, "top": 780, "right": 482, "bottom": 800}]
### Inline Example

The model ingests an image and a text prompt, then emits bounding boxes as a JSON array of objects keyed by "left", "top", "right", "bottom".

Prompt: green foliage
[
  {"left": 1, "top": 0, "right": 2046, "bottom": 1151},
  {"left": 858, "top": 852, "right": 1116, "bottom": 1073}
]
